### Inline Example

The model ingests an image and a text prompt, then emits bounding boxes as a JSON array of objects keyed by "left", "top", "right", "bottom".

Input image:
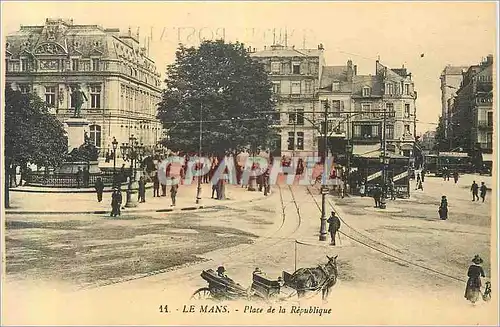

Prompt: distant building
[
  {"left": 450, "top": 55, "right": 494, "bottom": 156},
  {"left": 5, "top": 18, "right": 163, "bottom": 157},
  {"left": 420, "top": 130, "right": 436, "bottom": 151},
  {"left": 250, "top": 43, "right": 325, "bottom": 157},
  {"left": 440, "top": 65, "right": 468, "bottom": 138}
]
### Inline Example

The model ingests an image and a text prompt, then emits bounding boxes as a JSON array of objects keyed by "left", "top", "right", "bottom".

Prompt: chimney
[
  {"left": 486, "top": 54, "right": 493, "bottom": 65},
  {"left": 318, "top": 43, "right": 324, "bottom": 50},
  {"left": 354, "top": 65, "right": 358, "bottom": 75},
  {"left": 347, "top": 60, "right": 353, "bottom": 82}
]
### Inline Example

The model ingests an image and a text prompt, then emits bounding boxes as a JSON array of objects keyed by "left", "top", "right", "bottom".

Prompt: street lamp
[
  {"left": 120, "top": 134, "right": 145, "bottom": 208},
  {"left": 379, "top": 108, "right": 395, "bottom": 209},
  {"left": 112, "top": 137, "right": 118, "bottom": 185},
  {"left": 319, "top": 100, "right": 330, "bottom": 241}
]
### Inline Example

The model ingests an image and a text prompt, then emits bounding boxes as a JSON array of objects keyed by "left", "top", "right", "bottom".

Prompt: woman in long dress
[
  {"left": 464, "top": 255, "right": 486, "bottom": 304},
  {"left": 438, "top": 196, "right": 448, "bottom": 220}
]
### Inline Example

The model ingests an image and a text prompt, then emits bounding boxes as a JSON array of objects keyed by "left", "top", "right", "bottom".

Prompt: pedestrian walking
[
  {"left": 94, "top": 177, "right": 104, "bottom": 202},
  {"left": 170, "top": 177, "right": 178, "bottom": 206},
  {"left": 438, "top": 195, "right": 448, "bottom": 220},
  {"left": 471, "top": 181, "right": 479, "bottom": 201},
  {"left": 110, "top": 187, "right": 122, "bottom": 217},
  {"left": 442, "top": 167, "right": 448, "bottom": 181},
  {"left": 75, "top": 167, "right": 83, "bottom": 188},
  {"left": 416, "top": 179, "right": 423, "bottom": 191},
  {"left": 421, "top": 169, "right": 425, "bottom": 183},
  {"left": 416, "top": 172, "right": 421, "bottom": 183},
  {"left": 360, "top": 181, "right": 366, "bottom": 197},
  {"left": 453, "top": 170, "right": 459, "bottom": 184},
  {"left": 373, "top": 186, "right": 382, "bottom": 208},
  {"left": 138, "top": 176, "right": 146, "bottom": 203},
  {"left": 327, "top": 211, "right": 341, "bottom": 246},
  {"left": 480, "top": 182, "right": 487, "bottom": 203},
  {"left": 153, "top": 171, "right": 160, "bottom": 197},
  {"left": 464, "top": 255, "right": 486, "bottom": 304}
]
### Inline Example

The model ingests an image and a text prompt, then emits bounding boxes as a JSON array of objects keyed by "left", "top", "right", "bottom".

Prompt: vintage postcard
[{"left": 1, "top": 1, "right": 498, "bottom": 325}]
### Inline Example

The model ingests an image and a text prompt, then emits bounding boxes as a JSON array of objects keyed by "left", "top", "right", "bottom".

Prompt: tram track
[{"left": 305, "top": 185, "right": 467, "bottom": 284}]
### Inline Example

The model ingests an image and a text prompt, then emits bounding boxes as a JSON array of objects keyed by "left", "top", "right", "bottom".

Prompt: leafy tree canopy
[
  {"left": 4, "top": 85, "right": 68, "bottom": 168},
  {"left": 157, "top": 40, "right": 278, "bottom": 156}
]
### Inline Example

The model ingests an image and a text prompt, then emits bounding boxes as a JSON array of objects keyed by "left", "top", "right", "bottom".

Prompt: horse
[{"left": 288, "top": 255, "right": 338, "bottom": 303}]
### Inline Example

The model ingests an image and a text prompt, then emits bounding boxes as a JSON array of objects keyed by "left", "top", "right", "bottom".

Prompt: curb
[
  {"left": 4, "top": 189, "right": 273, "bottom": 216},
  {"left": 4, "top": 205, "right": 222, "bottom": 216},
  {"left": 9, "top": 185, "right": 152, "bottom": 194}
]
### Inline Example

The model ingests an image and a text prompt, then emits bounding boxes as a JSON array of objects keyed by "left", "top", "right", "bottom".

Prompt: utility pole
[{"left": 319, "top": 100, "right": 329, "bottom": 241}]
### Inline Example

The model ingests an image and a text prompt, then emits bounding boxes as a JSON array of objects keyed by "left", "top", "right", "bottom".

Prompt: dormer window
[
  {"left": 332, "top": 81, "right": 340, "bottom": 92},
  {"left": 93, "top": 41, "right": 101, "bottom": 47},
  {"left": 363, "top": 86, "right": 371, "bottom": 97}
]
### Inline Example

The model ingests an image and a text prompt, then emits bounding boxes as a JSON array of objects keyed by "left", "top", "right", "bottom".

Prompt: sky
[{"left": 2, "top": 1, "right": 497, "bottom": 134}]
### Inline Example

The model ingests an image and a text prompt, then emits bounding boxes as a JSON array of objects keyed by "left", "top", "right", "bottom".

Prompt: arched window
[{"left": 89, "top": 125, "right": 102, "bottom": 148}]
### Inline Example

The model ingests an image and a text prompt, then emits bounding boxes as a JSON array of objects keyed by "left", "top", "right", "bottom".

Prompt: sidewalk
[{"left": 5, "top": 183, "right": 269, "bottom": 215}]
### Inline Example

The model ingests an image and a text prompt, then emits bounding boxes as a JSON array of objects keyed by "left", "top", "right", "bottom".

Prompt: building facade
[
  {"left": 450, "top": 55, "right": 494, "bottom": 155},
  {"left": 5, "top": 18, "right": 163, "bottom": 158},
  {"left": 333, "top": 60, "right": 417, "bottom": 158},
  {"left": 250, "top": 45, "right": 418, "bottom": 159},
  {"left": 440, "top": 65, "right": 468, "bottom": 138},
  {"left": 250, "top": 44, "right": 325, "bottom": 157}
]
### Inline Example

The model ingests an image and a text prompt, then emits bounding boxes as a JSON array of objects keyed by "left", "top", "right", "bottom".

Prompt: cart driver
[{"left": 217, "top": 266, "right": 235, "bottom": 283}]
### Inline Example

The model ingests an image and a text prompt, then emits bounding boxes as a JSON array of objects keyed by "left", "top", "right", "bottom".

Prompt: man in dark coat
[
  {"left": 82, "top": 167, "right": 90, "bottom": 188},
  {"left": 327, "top": 211, "right": 341, "bottom": 246},
  {"left": 111, "top": 187, "right": 122, "bottom": 217},
  {"left": 120, "top": 164, "right": 127, "bottom": 183},
  {"left": 75, "top": 167, "right": 83, "bottom": 188},
  {"left": 471, "top": 181, "right": 479, "bottom": 201},
  {"left": 153, "top": 171, "right": 160, "bottom": 197},
  {"left": 453, "top": 170, "right": 459, "bottom": 184},
  {"left": 138, "top": 176, "right": 146, "bottom": 203},
  {"left": 94, "top": 177, "right": 104, "bottom": 202},
  {"left": 373, "top": 186, "right": 382, "bottom": 208},
  {"left": 480, "top": 182, "right": 487, "bottom": 203},
  {"left": 170, "top": 177, "right": 178, "bottom": 206}
]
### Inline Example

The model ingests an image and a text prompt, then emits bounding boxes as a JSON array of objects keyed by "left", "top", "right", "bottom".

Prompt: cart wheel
[{"left": 191, "top": 287, "right": 212, "bottom": 300}]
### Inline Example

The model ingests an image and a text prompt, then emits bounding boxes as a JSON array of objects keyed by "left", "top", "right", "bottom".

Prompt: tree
[
  {"left": 157, "top": 40, "right": 278, "bottom": 156},
  {"left": 4, "top": 86, "right": 68, "bottom": 208}
]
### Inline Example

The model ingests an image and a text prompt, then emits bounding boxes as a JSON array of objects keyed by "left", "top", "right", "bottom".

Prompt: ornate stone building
[
  {"left": 250, "top": 44, "right": 325, "bottom": 157},
  {"left": 5, "top": 18, "right": 163, "bottom": 157}
]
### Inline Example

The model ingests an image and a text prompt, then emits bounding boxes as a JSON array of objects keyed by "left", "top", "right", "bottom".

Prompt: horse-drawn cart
[{"left": 191, "top": 255, "right": 339, "bottom": 303}]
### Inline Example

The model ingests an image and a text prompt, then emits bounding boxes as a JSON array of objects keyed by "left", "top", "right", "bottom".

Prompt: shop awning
[
  {"left": 352, "top": 144, "right": 380, "bottom": 156},
  {"left": 482, "top": 153, "right": 493, "bottom": 162},
  {"left": 357, "top": 150, "right": 408, "bottom": 159}
]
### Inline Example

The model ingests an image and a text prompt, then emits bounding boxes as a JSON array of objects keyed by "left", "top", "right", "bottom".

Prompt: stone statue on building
[{"left": 71, "top": 85, "right": 88, "bottom": 117}]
